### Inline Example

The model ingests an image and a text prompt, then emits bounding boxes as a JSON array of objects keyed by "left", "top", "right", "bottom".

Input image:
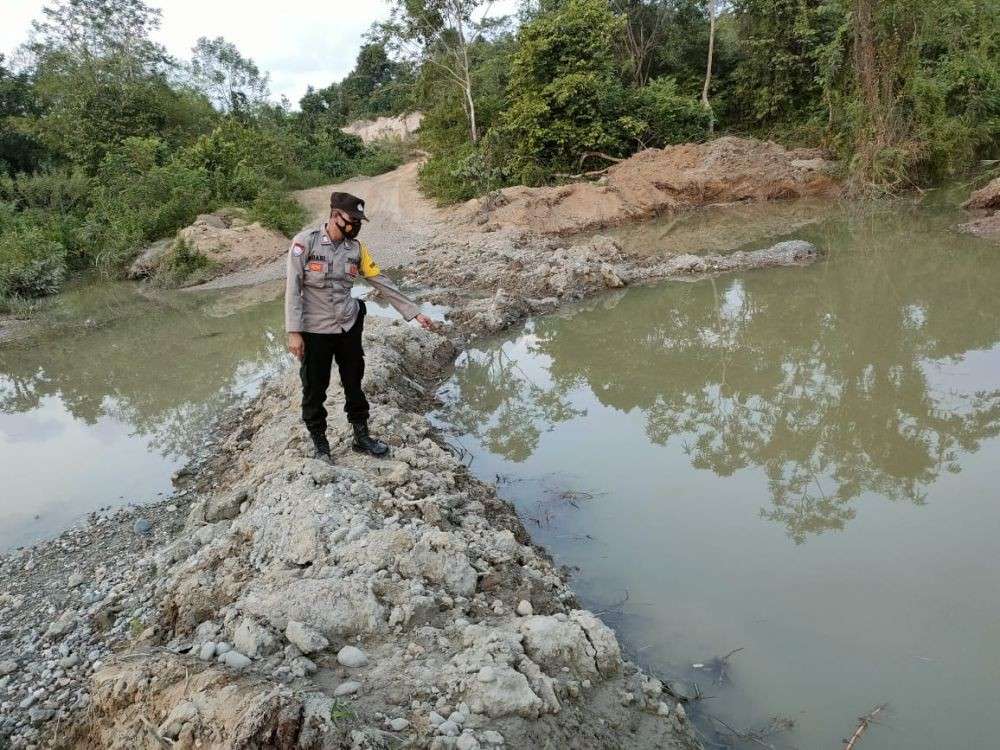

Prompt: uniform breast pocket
[{"left": 304, "top": 260, "right": 328, "bottom": 288}]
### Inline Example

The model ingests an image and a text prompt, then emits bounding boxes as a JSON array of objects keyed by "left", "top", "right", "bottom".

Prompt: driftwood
[{"left": 843, "top": 703, "right": 887, "bottom": 750}]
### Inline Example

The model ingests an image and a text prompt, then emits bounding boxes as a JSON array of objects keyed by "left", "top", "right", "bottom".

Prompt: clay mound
[
  {"left": 460, "top": 136, "right": 841, "bottom": 235},
  {"left": 962, "top": 177, "right": 1000, "bottom": 210},
  {"left": 176, "top": 211, "right": 289, "bottom": 278},
  {"left": 129, "top": 211, "right": 291, "bottom": 285}
]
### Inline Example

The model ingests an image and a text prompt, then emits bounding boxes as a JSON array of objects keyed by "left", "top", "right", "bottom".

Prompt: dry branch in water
[{"left": 843, "top": 703, "right": 888, "bottom": 750}]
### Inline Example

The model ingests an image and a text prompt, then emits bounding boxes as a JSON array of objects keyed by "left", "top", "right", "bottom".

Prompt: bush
[
  {"left": 249, "top": 188, "right": 308, "bottom": 237},
  {"left": 634, "top": 78, "right": 711, "bottom": 147},
  {"left": 181, "top": 120, "right": 297, "bottom": 202},
  {"left": 151, "top": 236, "right": 216, "bottom": 288},
  {"left": 0, "top": 202, "right": 68, "bottom": 298},
  {"left": 353, "top": 138, "right": 409, "bottom": 176},
  {"left": 418, "top": 139, "right": 516, "bottom": 205},
  {"left": 85, "top": 139, "right": 212, "bottom": 273}
]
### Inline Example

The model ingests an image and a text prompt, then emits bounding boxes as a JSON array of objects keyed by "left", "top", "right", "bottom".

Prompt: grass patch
[{"left": 329, "top": 700, "right": 356, "bottom": 724}]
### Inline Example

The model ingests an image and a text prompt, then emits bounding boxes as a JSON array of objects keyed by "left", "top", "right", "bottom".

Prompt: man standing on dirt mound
[{"left": 285, "top": 191, "right": 433, "bottom": 462}]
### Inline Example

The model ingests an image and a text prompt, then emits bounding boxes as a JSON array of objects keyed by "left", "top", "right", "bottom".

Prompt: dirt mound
[
  {"left": 64, "top": 320, "right": 699, "bottom": 750},
  {"left": 962, "top": 178, "right": 1000, "bottom": 210},
  {"left": 129, "top": 211, "right": 289, "bottom": 287},
  {"left": 343, "top": 112, "right": 423, "bottom": 143},
  {"left": 176, "top": 211, "right": 289, "bottom": 279},
  {"left": 459, "top": 137, "right": 841, "bottom": 235}
]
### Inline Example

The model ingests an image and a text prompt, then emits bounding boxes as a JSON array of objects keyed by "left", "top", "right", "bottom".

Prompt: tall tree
[
  {"left": 189, "top": 36, "right": 270, "bottom": 114},
  {"left": 376, "top": 0, "right": 508, "bottom": 144},
  {"left": 28, "top": 0, "right": 170, "bottom": 80}
]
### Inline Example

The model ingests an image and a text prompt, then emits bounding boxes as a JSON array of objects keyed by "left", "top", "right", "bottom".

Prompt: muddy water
[
  {"left": 0, "top": 278, "right": 437, "bottom": 550},
  {"left": 433, "top": 200, "right": 1000, "bottom": 749}
]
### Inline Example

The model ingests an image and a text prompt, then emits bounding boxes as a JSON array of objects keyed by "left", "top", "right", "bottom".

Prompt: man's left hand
[{"left": 414, "top": 313, "right": 434, "bottom": 330}]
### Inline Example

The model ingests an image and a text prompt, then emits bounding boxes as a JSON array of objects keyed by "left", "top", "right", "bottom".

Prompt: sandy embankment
[
  {"left": 957, "top": 177, "right": 1000, "bottom": 239},
  {"left": 1, "top": 137, "right": 833, "bottom": 749}
]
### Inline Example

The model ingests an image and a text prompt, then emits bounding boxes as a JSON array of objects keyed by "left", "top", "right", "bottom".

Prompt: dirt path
[{"left": 188, "top": 161, "right": 444, "bottom": 292}]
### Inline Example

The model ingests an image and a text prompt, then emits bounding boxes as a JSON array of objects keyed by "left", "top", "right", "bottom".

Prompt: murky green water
[
  {"left": 433, "top": 199, "right": 1000, "bottom": 749},
  {"left": 0, "top": 277, "right": 436, "bottom": 550}
]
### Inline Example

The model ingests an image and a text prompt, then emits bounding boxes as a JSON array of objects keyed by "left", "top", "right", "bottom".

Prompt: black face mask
[{"left": 343, "top": 220, "right": 361, "bottom": 239}]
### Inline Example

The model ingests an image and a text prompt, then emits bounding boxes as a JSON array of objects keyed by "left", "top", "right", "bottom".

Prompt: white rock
[
  {"left": 387, "top": 717, "right": 410, "bottom": 731},
  {"left": 428, "top": 711, "right": 446, "bottom": 726},
  {"left": 456, "top": 734, "right": 481, "bottom": 750},
  {"left": 285, "top": 621, "right": 329, "bottom": 654},
  {"left": 515, "top": 600, "right": 533, "bottom": 617},
  {"left": 218, "top": 650, "right": 252, "bottom": 670},
  {"left": 657, "top": 701, "right": 670, "bottom": 717},
  {"left": 437, "top": 719, "right": 460, "bottom": 737},
  {"left": 198, "top": 642, "right": 216, "bottom": 661},
  {"left": 337, "top": 645, "right": 368, "bottom": 668},
  {"left": 481, "top": 730, "right": 505, "bottom": 746},
  {"left": 448, "top": 710, "right": 466, "bottom": 725},
  {"left": 477, "top": 666, "right": 496, "bottom": 683},
  {"left": 216, "top": 642, "right": 231, "bottom": 655},
  {"left": 234, "top": 618, "right": 278, "bottom": 658},
  {"left": 334, "top": 680, "right": 361, "bottom": 696},
  {"left": 674, "top": 702, "right": 686, "bottom": 722},
  {"left": 0, "top": 660, "right": 17, "bottom": 676}
]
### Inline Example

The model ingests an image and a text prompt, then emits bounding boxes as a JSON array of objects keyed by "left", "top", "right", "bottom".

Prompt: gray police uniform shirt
[{"left": 285, "top": 224, "right": 420, "bottom": 334}]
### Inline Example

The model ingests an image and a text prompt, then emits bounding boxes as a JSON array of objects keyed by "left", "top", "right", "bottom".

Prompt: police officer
[{"left": 285, "top": 191, "right": 432, "bottom": 462}]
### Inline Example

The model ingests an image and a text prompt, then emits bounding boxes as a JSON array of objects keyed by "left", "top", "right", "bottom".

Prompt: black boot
[
  {"left": 309, "top": 431, "right": 333, "bottom": 463},
  {"left": 352, "top": 421, "right": 388, "bottom": 457}
]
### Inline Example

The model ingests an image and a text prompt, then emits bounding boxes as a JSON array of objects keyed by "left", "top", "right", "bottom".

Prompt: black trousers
[{"left": 299, "top": 301, "right": 369, "bottom": 434}]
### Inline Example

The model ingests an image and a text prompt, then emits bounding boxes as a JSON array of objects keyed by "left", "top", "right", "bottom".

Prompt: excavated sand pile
[{"left": 458, "top": 137, "right": 840, "bottom": 235}]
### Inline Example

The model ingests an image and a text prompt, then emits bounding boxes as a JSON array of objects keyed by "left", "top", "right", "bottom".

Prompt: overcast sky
[{"left": 2, "top": 1, "right": 519, "bottom": 108}]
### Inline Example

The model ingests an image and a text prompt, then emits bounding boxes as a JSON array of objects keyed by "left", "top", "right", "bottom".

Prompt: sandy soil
[
  {"left": 455, "top": 136, "right": 841, "bottom": 235},
  {"left": 189, "top": 162, "right": 445, "bottom": 293}
]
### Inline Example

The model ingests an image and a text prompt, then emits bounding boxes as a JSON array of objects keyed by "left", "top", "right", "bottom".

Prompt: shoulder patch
[{"left": 291, "top": 242, "right": 304, "bottom": 256}]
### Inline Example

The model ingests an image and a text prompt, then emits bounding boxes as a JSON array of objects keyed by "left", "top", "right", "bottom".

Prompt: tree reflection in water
[
  {"left": 0, "top": 283, "right": 286, "bottom": 461},
  {"left": 437, "top": 206, "right": 1000, "bottom": 542}
]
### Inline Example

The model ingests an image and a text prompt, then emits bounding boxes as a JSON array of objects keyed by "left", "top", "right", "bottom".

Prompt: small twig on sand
[{"left": 843, "top": 703, "right": 888, "bottom": 750}]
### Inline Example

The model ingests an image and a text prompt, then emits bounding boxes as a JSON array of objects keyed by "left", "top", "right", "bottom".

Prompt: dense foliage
[
  {"left": 395, "top": 0, "right": 999, "bottom": 203},
  {"left": 0, "top": 0, "right": 408, "bottom": 308}
]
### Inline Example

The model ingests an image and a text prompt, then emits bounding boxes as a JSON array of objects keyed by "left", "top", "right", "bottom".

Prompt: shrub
[
  {"left": 353, "top": 139, "right": 409, "bottom": 176},
  {"left": 0, "top": 202, "right": 68, "bottom": 298},
  {"left": 85, "top": 141, "right": 212, "bottom": 274},
  {"left": 249, "top": 188, "right": 308, "bottom": 237},
  {"left": 633, "top": 78, "right": 711, "bottom": 147},
  {"left": 181, "top": 120, "right": 297, "bottom": 202},
  {"left": 151, "top": 236, "right": 216, "bottom": 288}
]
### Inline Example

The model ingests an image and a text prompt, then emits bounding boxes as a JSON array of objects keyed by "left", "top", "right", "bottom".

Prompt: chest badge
[
  {"left": 346, "top": 261, "right": 359, "bottom": 277},
  {"left": 306, "top": 260, "right": 327, "bottom": 273}
]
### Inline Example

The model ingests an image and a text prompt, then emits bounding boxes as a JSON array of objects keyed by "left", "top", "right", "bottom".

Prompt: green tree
[
  {"left": 376, "top": 0, "right": 509, "bottom": 143},
  {"left": 496, "top": 0, "right": 637, "bottom": 176},
  {"left": 0, "top": 55, "right": 47, "bottom": 174},
  {"left": 189, "top": 36, "right": 270, "bottom": 114}
]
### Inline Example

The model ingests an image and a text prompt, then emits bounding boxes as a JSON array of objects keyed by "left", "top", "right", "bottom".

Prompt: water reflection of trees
[
  {"left": 0, "top": 287, "right": 285, "bottom": 461},
  {"left": 440, "top": 340, "right": 585, "bottom": 462},
  {"left": 441, "top": 208, "right": 1000, "bottom": 541}
]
